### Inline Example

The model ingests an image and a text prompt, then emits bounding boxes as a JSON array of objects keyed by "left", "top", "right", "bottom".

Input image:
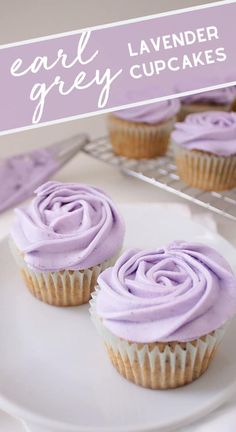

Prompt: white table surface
[
  {"left": 1, "top": 147, "right": 236, "bottom": 432},
  {"left": 0, "top": 1, "right": 234, "bottom": 430}
]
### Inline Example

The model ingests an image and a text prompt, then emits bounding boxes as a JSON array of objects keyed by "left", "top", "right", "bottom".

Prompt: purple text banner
[{"left": 0, "top": 0, "right": 236, "bottom": 135}]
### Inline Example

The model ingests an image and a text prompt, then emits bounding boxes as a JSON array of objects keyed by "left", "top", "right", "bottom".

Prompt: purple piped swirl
[
  {"left": 96, "top": 241, "right": 236, "bottom": 342},
  {"left": 172, "top": 111, "right": 236, "bottom": 156},
  {"left": 11, "top": 181, "right": 125, "bottom": 272},
  {"left": 113, "top": 100, "right": 180, "bottom": 124},
  {"left": 182, "top": 87, "right": 236, "bottom": 105}
]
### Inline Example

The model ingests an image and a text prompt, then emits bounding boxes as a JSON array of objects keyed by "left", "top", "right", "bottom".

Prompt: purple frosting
[
  {"left": 182, "top": 87, "right": 236, "bottom": 105},
  {"left": 172, "top": 111, "right": 236, "bottom": 156},
  {"left": 113, "top": 99, "right": 180, "bottom": 124},
  {"left": 11, "top": 181, "right": 125, "bottom": 272},
  {"left": 96, "top": 241, "right": 236, "bottom": 343},
  {"left": 0, "top": 149, "right": 59, "bottom": 214}
]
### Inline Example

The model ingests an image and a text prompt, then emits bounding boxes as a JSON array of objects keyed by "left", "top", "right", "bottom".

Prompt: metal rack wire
[{"left": 83, "top": 136, "right": 236, "bottom": 222}]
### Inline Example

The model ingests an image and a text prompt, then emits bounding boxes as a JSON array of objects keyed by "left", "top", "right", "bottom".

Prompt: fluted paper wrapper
[
  {"left": 232, "top": 99, "right": 236, "bottom": 112},
  {"left": 178, "top": 103, "right": 231, "bottom": 122},
  {"left": 90, "top": 290, "right": 226, "bottom": 389},
  {"left": 108, "top": 114, "right": 176, "bottom": 159},
  {"left": 173, "top": 144, "right": 236, "bottom": 191},
  {"left": 9, "top": 239, "right": 118, "bottom": 307}
]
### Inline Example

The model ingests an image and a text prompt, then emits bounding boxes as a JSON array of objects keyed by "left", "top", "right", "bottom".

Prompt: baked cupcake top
[
  {"left": 172, "top": 111, "right": 236, "bottom": 156},
  {"left": 113, "top": 99, "right": 180, "bottom": 124},
  {"left": 182, "top": 87, "right": 236, "bottom": 106},
  {"left": 96, "top": 241, "right": 236, "bottom": 343},
  {"left": 11, "top": 181, "right": 125, "bottom": 272}
]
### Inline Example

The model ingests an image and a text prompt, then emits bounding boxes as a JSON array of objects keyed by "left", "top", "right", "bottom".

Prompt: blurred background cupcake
[
  {"left": 10, "top": 181, "right": 125, "bottom": 307},
  {"left": 172, "top": 111, "right": 236, "bottom": 191},
  {"left": 108, "top": 99, "right": 180, "bottom": 159},
  {"left": 231, "top": 86, "right": 236, "bottom": 112},
  {"left": 91, "top": 242, "right": 236, "bottom": 389},
  {"left": 178, "top": 87, "right": 236, "bottom": 121}
]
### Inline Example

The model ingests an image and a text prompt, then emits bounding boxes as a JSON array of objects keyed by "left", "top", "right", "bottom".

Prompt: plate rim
[
  {"left": 1, "top": 203, "right": 236, "bottom": 432},
  {"left": 0, "top": 377, "right": 236, "bottom": 432}
]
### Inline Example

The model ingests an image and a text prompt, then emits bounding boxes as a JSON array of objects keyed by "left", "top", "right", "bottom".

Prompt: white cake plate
[{"left": 0, "top": 204, "right": 235, "bottom": 432}]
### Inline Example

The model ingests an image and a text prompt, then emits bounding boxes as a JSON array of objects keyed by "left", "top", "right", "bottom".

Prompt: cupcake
[
  {"left": 172, "top": 111, "right": 236, "bottom": 191},
  {"left": 231, "top": 87, "right": 236, "bottom": 112},
  {"left": 232, "top": 99, "right": 236, "bottom": 112},
  {"left": 108, "top": 99, "right": 180, "bottom": 159},
  {"left": 90, "top": 241, "right": 236, "bottom": 389},
  {"left": 10, "top": 181, "right": 125, "bottom": 307},
  {"left": 179, "top": 87, "right": 236, "bottom": 121}
]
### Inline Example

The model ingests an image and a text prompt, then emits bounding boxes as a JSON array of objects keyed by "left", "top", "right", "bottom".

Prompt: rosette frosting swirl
[
  {"left": 96, "top": 241, "right": 236, "bottom": 342},
  {"left": 11, "top": 181, "right": 125, "bottom": 272},
  {"left": 172, "top": 111, "right": 236, "bottom": 156},
  {"left": 114, "top": 99, "right": 180, "bottom": 124},
  {"left": 182, "top": 87, "right": 236, "bottom": 105}
]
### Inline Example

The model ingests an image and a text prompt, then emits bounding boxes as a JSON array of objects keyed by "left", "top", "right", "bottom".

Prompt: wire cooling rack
[{"left": 83, "top": 136, "right": 236, "bottom": 222}]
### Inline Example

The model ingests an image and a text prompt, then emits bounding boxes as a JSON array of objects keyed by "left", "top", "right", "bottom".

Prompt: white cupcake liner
[
  {"left": 173, "top": 143, "right": 236, "bottom": 191},
  {"left": 9, "top": 238, "right": 118, "bottom": 307},
  {"left": 108, "top": 115, "right": 176, "bottom": 159},
  {"left": 178, "top": 103, "right": 231, "bottom": 122},
  {"left": 90, "top": 289, "right": 226, "bottom": 389}
]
